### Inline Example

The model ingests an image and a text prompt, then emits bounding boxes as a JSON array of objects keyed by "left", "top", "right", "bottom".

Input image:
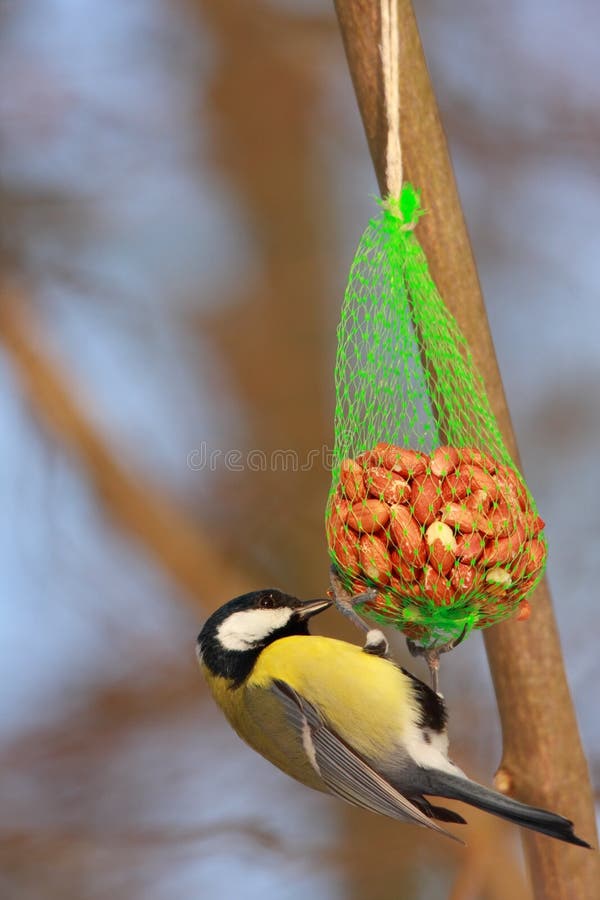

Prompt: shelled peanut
[{"left": 326, "top": 443, "right": 546, "bottom": 626}]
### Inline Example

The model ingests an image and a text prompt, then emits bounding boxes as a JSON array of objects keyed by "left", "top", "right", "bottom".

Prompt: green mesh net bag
[{"left": 325, "top": 184, "right": 546, "bottom": 647}]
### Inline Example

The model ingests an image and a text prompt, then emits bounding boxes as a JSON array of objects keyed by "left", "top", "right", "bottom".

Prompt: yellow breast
[
  {"left": 249, "top": 635, "right": 417, "bottom": 760},
  {"left": 201, "top": 662, "right": 324, "bottom": 790}
]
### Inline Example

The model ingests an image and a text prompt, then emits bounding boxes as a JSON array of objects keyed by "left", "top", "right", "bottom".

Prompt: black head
[{"left": 196, "top": 589, "right": 331, "bottom": 686}]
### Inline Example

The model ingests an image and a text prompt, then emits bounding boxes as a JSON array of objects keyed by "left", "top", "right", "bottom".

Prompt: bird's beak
[{"left": 296, "top": 597, "right": 332, "bottom": 619}]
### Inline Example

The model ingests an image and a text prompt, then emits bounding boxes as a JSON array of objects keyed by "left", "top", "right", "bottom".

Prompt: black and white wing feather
[{"left": 270, "top": 679, "right": 462, "bottom": 843}]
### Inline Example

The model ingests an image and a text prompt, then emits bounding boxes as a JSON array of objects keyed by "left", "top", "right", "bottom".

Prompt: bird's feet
[
  {"left": 406, "top": 625, "right": 468, "bottom": 695},
  {"left": 328, "top": 567, "right": 375, "bottom": 633}
]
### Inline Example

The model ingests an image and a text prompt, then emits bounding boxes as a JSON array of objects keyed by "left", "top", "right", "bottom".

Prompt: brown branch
[
  {"left": 0, "top": 288, "right": 250, "bottom": 609},
  {"left": 333, "top": 2, "right": 599, "bottom": 897}
]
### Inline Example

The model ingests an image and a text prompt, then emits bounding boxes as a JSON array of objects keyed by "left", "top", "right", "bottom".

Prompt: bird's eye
[{"left": 259, "top": 594, "right": 275, "bottom": 609}]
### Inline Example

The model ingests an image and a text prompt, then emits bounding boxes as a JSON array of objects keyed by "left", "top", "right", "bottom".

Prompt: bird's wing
[{"left": 270, "top": 679, "right": 462, "bottom": 843}]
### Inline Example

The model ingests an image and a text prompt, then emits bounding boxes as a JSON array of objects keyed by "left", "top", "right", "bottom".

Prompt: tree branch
[{"left": 333, "top": 2, "right": 598, "bottom": 896}]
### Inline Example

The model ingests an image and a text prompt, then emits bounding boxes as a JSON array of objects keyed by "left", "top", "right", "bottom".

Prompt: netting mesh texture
[{"left": 326, "top": 185, "right": 546, "bottom": 646}]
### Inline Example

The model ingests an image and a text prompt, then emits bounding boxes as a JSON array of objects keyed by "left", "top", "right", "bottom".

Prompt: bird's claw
[
  {"left": 329, "top": 567, "right": 378, "bottom": 636},
  {"left": 348, "top": 588, "right": 378, "bottom": 607},
  {"left": 406, "top": 625, "right": 468, "bottom": 695},
  {"left": 406, "top": 623, "right": 468, "bottom": 659}
]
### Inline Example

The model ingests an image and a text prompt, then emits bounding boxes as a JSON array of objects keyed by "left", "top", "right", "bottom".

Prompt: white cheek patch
[{"left": 217, "top": 608, "right": 293, "bottom": 651}]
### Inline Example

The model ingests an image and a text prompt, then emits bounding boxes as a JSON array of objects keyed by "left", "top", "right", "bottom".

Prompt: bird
[{"left": 196, "top": 588, "right": 590, "bottom": 847}]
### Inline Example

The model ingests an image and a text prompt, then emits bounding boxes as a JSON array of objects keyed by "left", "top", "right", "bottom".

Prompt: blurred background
[{"left": 1, "top": 1, "right": 598, "bottom": 897}]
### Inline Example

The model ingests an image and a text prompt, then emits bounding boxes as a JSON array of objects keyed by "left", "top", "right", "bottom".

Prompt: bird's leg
[
  {"left": 329, "top": 566, "right": 372, "bottom": 634},
  {"left": 328, "top": 567, "right": 390, "bottom": 657},
  {"left": 406, "top": 643, "right": 443, "bottom": 694},
  {"left": 406, "top": 625, "right": 468, "bottom": 695},
  {"left": 425, "top": 649, "right": 441, "bottom": 695}
]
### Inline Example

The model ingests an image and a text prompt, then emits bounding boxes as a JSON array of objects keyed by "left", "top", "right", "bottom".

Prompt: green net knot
[{"left": 379, "top": 182, "right": 425, "bottom": 231}]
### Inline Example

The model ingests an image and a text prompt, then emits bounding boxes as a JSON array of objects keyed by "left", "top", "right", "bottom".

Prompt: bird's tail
[{"left": 422, "top": 770, "right": 590, "bottom": 848}]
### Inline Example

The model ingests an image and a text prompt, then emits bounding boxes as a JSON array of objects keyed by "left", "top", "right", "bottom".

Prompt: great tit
[{"left": 197, "top": 588, "right": 589, "bottom": 846}]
